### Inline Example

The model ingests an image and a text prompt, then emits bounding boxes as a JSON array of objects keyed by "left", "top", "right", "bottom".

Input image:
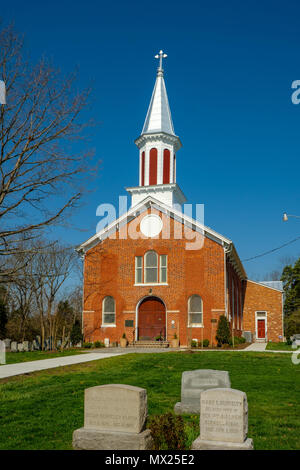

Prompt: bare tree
[{"left": 0, "top": 23, "right": 95, "bottom": 274}]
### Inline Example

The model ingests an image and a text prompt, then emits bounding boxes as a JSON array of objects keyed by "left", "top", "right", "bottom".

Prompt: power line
[{"left": 242, "top": 236, "right": 300, "bottom": 262}]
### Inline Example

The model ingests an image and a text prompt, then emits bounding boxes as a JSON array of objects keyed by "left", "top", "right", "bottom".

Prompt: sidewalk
[
  {"left": 0, "top": 352, "right": 125, "bottom": 379},
  {"left": 243, "top": 342, "right": 267, "bottom": 352}
]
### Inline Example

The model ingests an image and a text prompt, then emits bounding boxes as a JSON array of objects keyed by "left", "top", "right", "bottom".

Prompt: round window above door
[{"left": 140, "top": 214, "right": 163, "bottom": 237}]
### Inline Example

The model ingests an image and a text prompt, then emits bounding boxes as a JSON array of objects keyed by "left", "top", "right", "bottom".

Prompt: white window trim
[
  {"left": 101, "top": 324, "right": 116, "bottom": 328},
  {"left": 134, "top": 283, "right": 168, "bottom": 286},
  {"left": 255, "top": 311, "right": 267, "bottom": 339}
]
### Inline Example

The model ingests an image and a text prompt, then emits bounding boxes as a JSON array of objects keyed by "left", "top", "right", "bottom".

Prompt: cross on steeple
[{"left": 155, "top": 50, "right": 167, "bottom": 75}]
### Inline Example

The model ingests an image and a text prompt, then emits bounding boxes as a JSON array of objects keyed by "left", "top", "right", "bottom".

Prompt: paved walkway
[
  {"left": 0, "top": 345, "right": 294, "bottom": 380},
  {"left": 243, "top": 342, "right": 267, "bottom": 351},
  {"left": 0, "top": 352, "right": 125, "bottom": 379}
]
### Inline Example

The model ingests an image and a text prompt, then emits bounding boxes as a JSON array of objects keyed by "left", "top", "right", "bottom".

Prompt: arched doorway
[{"left": 138, "top": 296, "right": 166, "bottom": 340}]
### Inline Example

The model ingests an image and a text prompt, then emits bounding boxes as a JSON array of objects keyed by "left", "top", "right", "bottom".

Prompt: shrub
[
  {"left": 191, "top": 340, "right": 198, "bottom": 348},
  {"left": 82, "top": 342, "right": 93, "bottom": 348},
  {"left": 70, "top": 319, "right": 83, "bottom": 345},
  {"left": 148, "top": 413, "right": 186, "bottom": 450},
  {"left": 94, "top": 341, "right": 105, "bottom": 348},
  {"left": 229, "top": 336, "right": 246, "bottom": 346},
  {"left": 216, "top": 315, "right": 231, "bottom": 346},
  {"left": 202, "top": 339, "right": 209, "bottom": 347}
]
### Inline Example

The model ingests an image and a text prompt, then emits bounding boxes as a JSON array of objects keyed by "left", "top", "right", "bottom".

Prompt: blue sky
[{"left": 2, "top": 0, "right": 300, "bottom": 280}]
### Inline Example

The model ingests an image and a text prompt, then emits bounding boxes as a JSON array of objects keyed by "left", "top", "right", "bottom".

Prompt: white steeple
[
  {"left": 142, "top": 51, "right": 175, "bottom": 136},
  {"left": 127, "top": 50, "right": 186, "bottom": 209}
]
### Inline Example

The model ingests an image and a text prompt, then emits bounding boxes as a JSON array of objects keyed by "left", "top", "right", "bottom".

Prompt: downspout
[{"left": 223, "top": 243, "right": 233, "bottom": 319}]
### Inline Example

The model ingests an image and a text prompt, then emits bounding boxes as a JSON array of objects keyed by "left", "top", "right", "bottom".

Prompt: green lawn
[
  {"left": 1, "top": 349, "right": 87, "bottom": 365},
  {"left": 0, "top": 351, "right": 299, "bottom": 450},
  {"left": 266, "top": 342, "right": 294, "bottom": 351}
]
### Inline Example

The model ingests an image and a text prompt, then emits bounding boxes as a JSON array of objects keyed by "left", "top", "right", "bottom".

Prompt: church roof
[{"left": 141, "top": 54, "right": 175, "bottom": 136}]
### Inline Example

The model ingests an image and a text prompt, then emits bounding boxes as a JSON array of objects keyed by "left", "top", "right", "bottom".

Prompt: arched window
[
  {"left": 141, "top": 151, "right": 145, "bottom": 186},
  {"left": 149, "top": 148, "right": 157, "bottom": 185},
  {"left": 188, "top": 295, "right": 203, "bottom": 326},
  {"left": 144, "top": 251, "right": 158, "bottom": 283},
  {"left": 102, "top": 296, "right": 116, "bottom": 325},
  {"left": 163, "top": 149, "right": 170, "bottom": 184}
]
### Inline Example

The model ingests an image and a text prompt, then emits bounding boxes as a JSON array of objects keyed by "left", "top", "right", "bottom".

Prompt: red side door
[{"left": 257, "top": 319, "right": 266, "bottom": 338}]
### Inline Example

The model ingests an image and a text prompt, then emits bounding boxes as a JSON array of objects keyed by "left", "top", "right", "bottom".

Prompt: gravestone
[
  {"left": 174, "top": 369, "right": 231, "bottom": 414},
  {"left": 10, "top": 341, "right": 17, "bottom": 352},
  {"left": 4, "top": 339, "right": 11, "bottom": 350},
  {"left": 17, "top": 343, "right": 24, "bottom": 352},
  {"left": 73, "top": 384, "right": 153, "bottom": 450},
  {"left": 23, "top": 341, "right": 29, "bottom": 352},
  {"left": 192, "top": 388, "right": 254, "bottom": 450},
  {"left": 0, "top": 340, "right": 5, "bottom": 364}
]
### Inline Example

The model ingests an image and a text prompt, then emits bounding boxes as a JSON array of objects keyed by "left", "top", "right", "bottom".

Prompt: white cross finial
[{"left": 155, "top": 50, "right": 167, "bottom": 75}]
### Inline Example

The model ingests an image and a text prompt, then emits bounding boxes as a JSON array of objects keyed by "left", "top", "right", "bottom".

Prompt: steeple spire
[
  {"left": 128, "top": 50, "right": 186, "bottom": 209},
  {"left": 142, "top": 50, "right": 175, "bottom": 136}
]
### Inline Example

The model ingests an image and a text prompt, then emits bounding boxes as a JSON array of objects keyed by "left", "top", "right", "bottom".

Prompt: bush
[
  {"left": 191, "top": 340, "right": 198, "bottom": 348},
  {"left": 94, "top": 341, "right": 105, "bottom": 348},
  {"left": 148, "top": 413, "right": 186, "bottom": 450},
  {"left": 82, "top": 342, "right": 93, "bottom": 348},
  {"left": 229, "top": 336, "right": 246, "bottom": 346},
  {"left": 216, "top": 315, "right": 231, "bottom": 346},
  {"left": 70, "top": 319, "right": 83, "bottom": 345},
  {"left": 202, "top": 339, "right": 209, "bottom": 347}
]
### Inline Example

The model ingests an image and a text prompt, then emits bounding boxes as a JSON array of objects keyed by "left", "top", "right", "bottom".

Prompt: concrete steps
[{"left": 128, "top": 340, "right": 170, "bottom": 348}]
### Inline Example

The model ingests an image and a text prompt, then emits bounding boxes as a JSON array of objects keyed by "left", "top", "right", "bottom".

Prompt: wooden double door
[{"left": 138, "top": 297, "right": 166, "bottom": 340}]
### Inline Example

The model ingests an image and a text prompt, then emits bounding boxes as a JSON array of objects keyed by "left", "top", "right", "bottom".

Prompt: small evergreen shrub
[
  {"left": 202, "top": 339, "right": 209, "bottom": 347},
  {"left": 216, "top": 315, "right": 231, "bottom": 346},
  {"left": 70, "top": 319, "right": 83, "bottom": 345},
  {"left": 94, "top": 341, "right": 105, "bottom": 348},
  {"left": 191, "top": 340, "right": 198, "bottom": 348},
  {"left": 82, "top": 342, "right": 93, "bottom": 348},
  {"left": 148, "top": 413, "right": 186, "bottom": 450}
]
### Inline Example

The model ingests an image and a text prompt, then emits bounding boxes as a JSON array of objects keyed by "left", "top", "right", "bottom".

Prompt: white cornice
[
  {"left": 135, "top": 132, "right": 182, "bottom": 151},
  {"left": 126, "top": 183, "right": 187, "bottom": 205}
]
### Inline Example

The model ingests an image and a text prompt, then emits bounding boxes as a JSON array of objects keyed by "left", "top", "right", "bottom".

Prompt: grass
[
  {"left": 1, "top": 349, "right": 87, "bottom": 365},
  {"left": 0, "top": 351, "right": 299, "bottom": 450},
  {"left": 266, "top": 342, "right": 294, "bottom": 351}
]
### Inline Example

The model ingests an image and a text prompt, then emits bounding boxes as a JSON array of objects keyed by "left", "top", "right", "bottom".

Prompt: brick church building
[{"left": 77, "top": 51, "right": 283, "bottom": 347}]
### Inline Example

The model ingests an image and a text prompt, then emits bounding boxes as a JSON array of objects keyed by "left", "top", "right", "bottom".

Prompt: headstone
[
  {"left": 174, "top": 369, "right": 231, "bottom": 414},
  {"left": 0, "top": 340, "right": 5, "bottom": 364},
  {"left": 192, "top": 388, "right": 254, "bottom": 450},
  {"left": 17, "top": 343, "right": 24, "bottom": 352},
  {"left": 11, "top": 341, "right": 17, "bottom": 352},
  {"left": 23, "top": 341, "right": 29, "bottom": 352},
  {"left": 4, "top": 339, "right": 11, "bottom": 350},
  {"left": 72, "top": 384, "right": 153, "bottom": 450}
]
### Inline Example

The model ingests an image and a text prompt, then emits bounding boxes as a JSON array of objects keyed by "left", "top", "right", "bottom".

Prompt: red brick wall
[
  {"left": 83, "top": 208, "right": 226, "bottom": 347},
  {"left": 243, "top": 280, "right": 283, "bottom": 342}
]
